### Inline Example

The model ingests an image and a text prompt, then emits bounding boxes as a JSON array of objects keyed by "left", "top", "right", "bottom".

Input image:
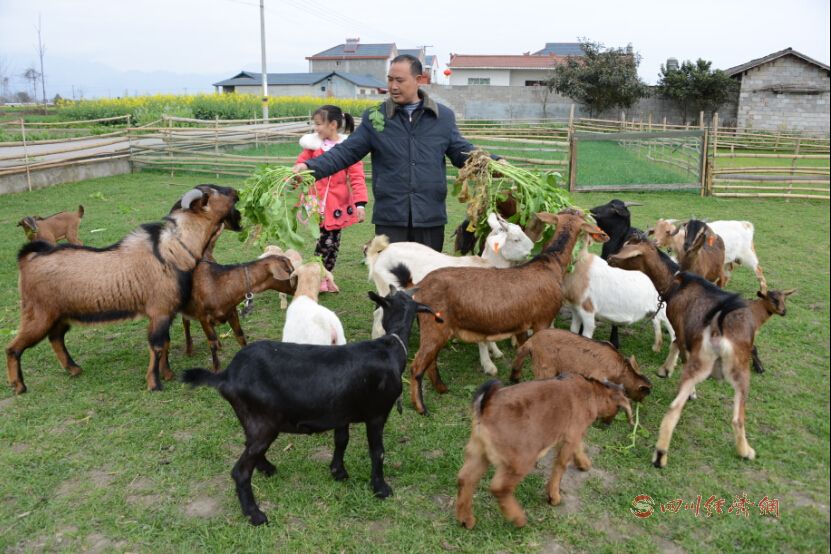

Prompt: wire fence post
[{"left": 20, "top": 119, "right": 32, "bottom": 192}]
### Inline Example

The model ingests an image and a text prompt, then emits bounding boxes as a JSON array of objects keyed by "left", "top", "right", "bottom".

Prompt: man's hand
[
  {"left": 356, "top": 206, "right": 366, "bottom": 222},
  {"left": 492, "top": 157, "right": 509, "bottom": 179},
  {"left": 291, "top": 162, "right": 308, "bottom": 174}
]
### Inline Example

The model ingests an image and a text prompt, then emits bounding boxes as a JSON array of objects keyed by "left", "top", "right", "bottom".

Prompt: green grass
[{"left": 0, "top": 172, "right": 828, "bottom": 552}]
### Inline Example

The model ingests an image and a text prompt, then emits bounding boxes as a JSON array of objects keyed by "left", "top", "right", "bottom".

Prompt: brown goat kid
[
  {"left": 455, "top": 375, "right": 632, "bottom": 529},
  {"left": 608, "top": 237, "right": 793, "bottom": 468},
  {"left": 676, "top": 220, "right": 726, "bottom": 287},
  {"left": 17, "top": 205, "right": 85, "bottom": 245},
  {"left": 409, "top": 210, "right": 609, "bottom": 415},
  {"left": 6, "top": 185, "right": 241, "bottom": 394},
  {"left": 183, "top": 254, "right": 296, "bottom": 371},
  {"left": 510, "top": 328, "right": 652, "bottom": 401}
]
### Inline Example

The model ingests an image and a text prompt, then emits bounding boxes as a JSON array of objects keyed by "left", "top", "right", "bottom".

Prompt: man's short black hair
[{"left": 391, "top": 54, "right": 423, "bottom": 77}]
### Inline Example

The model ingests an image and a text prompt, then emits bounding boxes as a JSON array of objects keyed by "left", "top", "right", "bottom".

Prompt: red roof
[{"left": 448, "top": 54, "right": 565, "bottom": 69}]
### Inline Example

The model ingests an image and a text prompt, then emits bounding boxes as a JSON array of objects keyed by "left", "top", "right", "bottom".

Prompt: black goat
[
  {"left": 182, "top": 288, "right": 441, "bottom": 526},
  {"left": 587, "top": 199, "right": 644, "bottom": 348}
]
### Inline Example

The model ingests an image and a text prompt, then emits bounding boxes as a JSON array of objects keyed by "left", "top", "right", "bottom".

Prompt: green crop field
[{"left": 0, "top": 171, "right": 828, "bottom": 553}]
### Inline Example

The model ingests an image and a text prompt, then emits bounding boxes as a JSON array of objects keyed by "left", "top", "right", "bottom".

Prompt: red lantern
[{"left": 443, "top": 69, "right": 452, "bottom": 77}]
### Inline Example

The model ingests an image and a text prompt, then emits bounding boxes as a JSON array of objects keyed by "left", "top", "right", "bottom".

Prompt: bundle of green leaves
[{"left": 237, "top": 165, "right": 321, "bottom": 251}]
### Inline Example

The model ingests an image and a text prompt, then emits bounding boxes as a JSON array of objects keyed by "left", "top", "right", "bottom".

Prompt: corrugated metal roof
[
  {"left": 425, "top": 55, "right": 437, "bottom": 67},
  {"left": 398, "top": 49, "right": 423, "bottom": 59},
  {"left": 532, "top": 43, "right": 586, "bottom": 56},
  {"left": 448, "top": 55, "right": 564, "bottom": 69},
  {"left": 725, "top": 47, "right": 830, "bottom": 77},
  {"left": 308, "top": 43, "right": 396, "bottom": 59},
  {"left": 212, "top": 71, "right": 385, "bottom": 88}
]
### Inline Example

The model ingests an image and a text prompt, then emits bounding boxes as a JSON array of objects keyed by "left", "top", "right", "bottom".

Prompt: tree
[
  {"left": 22, "top": 67, "right": 41, "bottom": 101},
  {"left": 35, "top": 14, "right": 47, "bottom": 106},
  {"left": 656, "top": 59, "right": 738, "bottom": 124},
  {"left": 545, "top": 39, "right": 649, "bottom": 117},
  {"left": 14, "top": 91, "right": 33, "bottom": 103}
]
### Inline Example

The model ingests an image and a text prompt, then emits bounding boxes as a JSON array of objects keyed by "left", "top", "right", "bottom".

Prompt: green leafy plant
[
  {"left": 453, "top": 150, "right": 575, "bottom": 253},
  {"left": 237, "top": 165, "right": 321, "bottom": 251},
  {"left": 367, "top": 105, "right": 385, "bottom": 132}
]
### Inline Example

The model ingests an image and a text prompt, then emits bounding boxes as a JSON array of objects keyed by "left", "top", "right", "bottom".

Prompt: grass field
[{"left": 0, "top": 171, "right": 828, "bottom": 553}]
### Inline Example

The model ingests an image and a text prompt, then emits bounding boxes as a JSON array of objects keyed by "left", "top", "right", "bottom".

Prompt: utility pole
[
  {"left": 259, "top": 0, "right": 268, "bottom": 121},
  {"left": 36, "top": 14, "right": 47, "bottom": 107}
]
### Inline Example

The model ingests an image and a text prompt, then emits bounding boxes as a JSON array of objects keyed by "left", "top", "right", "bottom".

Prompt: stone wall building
[{"left": 726, "top": 48, "right": 830, "bottom": 136}]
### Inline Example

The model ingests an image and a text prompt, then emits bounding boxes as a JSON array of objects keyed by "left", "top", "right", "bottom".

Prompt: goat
[
  {"left": 510, "top": 328, "right": 652, "bottom": 401},
  {"left": 182, "top": 288, "right": 442, "bottom": 525},
  {"left": 408, "top": 209, "right": 609, "bottom": 415},
  {"left": 182, "top": 253, "right": 296, "bottom": 371},
  {"left": 587, "top": 199, "right": 644, "bottom": 348},
  {"left": 453, "top": 193, "right": 519, "bottom": 255},
  {"left": 6, "top": 185, "right": 241, "bottom": 394},
  {"left": 17, "top": 205, "right": 85, "bottom": 245},
  {"left": 608, "top": 236, "right": 793, "bottom": 467},
  {"left": 562, "top": 240, "right": 675, "bottom": 355},
  {"left": 653, "top": 218, "right": 767, "bottom": 292},
  {"left": 282, "top": 262, "right": 345, "bottom": 346},
  {"left": 455, "top": 375, "right": 632, "bottom": 529},
  {"left": 262, "top": 245, "right": 304, "bottom": 309},
  {"left": 676, "top": 220, "right": 727, "bottom": 287},
  {"left": 366, "top": 212, "right": 533, "bottom": 374}
]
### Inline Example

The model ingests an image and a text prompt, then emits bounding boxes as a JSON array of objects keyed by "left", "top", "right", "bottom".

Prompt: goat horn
[
  {"left": 623, "top": 201, "right": 643, "bottom": 207},
  {"left": 181, "top": 188, "right": 205, "bottom": 210}
]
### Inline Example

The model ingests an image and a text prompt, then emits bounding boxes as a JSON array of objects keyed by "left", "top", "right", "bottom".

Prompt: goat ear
[
  {"left": 756, "top": 290, "right": 765, "bottom": 299},
  {"left": 581, "top": 222, "right": 609, "bottom": 243},
  {"left": 368, "top": 291, "right": 389, "bottom": 307},
  {"left": 416, "top": 303, "right": 444, "bottom": 323},
  {"left": 271, "top": 257, "right": 293, "bottom": 280},
  {"left": 783, "top": 288, "right": 797, "bottom": 297},
  {"left": 487, "top": 212, "right": 500, "bottom": 231},
  {"left": 289, "top": 268, "right": 299, "bottom": 290},
  {"left": 534, "top": 212, "right": 558, "bottom": 226},
  {"left": 646, "top": 227, "right": 655, "bottom": 236},
  {"left": 610, "top": 248, "right": 641, "bottom": 261}
]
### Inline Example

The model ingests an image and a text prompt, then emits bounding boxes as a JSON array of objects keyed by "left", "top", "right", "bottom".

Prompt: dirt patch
[
  {"left": 126, "top": 493, "right": 165, "bottom": 508},
  {"left": 185, "top": 497, "right": 222, "bottom": 518},
  {"left": 424, "top": 449, "right": 444, "bottom": 460},
  {"left": 590, "top": 512, "right": 629, "bottom": 542},
  {"left": 791, "top": 491, "right": 829, "bottom": 514},
  {"left": 533, "top": 447, "right": 616, "bottom": 514},
  {"left": 653, "top": 536, "right": 687, "bottom": 554},
  {"left": 127, "top": 476, "right": 155, "bottom": 491},
  {"left": 0, "top": 396, "right": 16, "bottom": 411},
  {"left": 55, "top": 469, "right": 115, "bottom": 499},
  {"left": 366, "top": 517, "right": 393, "bottom": 536},
  {"left": 432, "top": 494, "right": 454, "bottom": 511},
  {"left": 173, "top": 430, "right": 194, "bottom": 442},
  {"left": 310, "top": 445, "right": 332, "bottom": 462},
  {"left": 84, "top": 533, "right": 128, "bottom": 554},
  {"left": 8, "top": 442, "right": 29, "bottom": 454},
  {"left": 540, "top": 539, "right": 569, "bottom": 554}
]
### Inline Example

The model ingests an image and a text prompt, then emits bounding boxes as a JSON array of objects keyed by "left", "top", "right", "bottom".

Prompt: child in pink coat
[{"left": 295, "top": 105, "right": 368, "bottom": 284}]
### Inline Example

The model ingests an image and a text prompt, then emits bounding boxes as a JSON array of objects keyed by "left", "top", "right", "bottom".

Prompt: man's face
[{"left": 387, "top": 62, "right": 421, "bottom": 105}]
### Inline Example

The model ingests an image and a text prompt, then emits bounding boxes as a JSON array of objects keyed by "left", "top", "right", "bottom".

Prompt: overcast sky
[{"left": 1, "top": 0, "right": 829, "bottom": 98}]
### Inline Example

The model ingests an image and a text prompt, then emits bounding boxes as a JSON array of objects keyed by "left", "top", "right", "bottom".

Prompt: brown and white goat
[
  {"left": 6, "top": 185, "right": 241, "bottom": 394},
  {"left": 408, "top": 209, "right": 609, "bottom": 414},
  {"left": 510, "top": 328, "right": 652, "bottom": 401},
  {"left": 182, "top": 254, "right": 295, "bottom": 371},
  {"left": 608, "top": 237, "right": 793, "bottom": 467},
  {"left": 262, "top": 245, "right": 304, "bottom": 309},
  {"left": 17, "top": 205, "right": 85, "bottom": 245},
  {"left": 455, "top": 375, "right": 632, "bottom": 529}
]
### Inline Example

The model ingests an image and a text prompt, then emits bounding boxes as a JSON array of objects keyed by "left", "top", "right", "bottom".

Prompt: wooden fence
[{"left": 1, "top": 110, "right": 828, "bottom": 199}]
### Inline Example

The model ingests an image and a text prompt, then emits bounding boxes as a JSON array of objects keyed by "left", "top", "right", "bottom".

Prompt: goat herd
[{"left": 8, "top": 187, "right": 794, "bottom": 528}]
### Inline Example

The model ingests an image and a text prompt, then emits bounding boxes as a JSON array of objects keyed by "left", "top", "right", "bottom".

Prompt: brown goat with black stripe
[{"left": 5, "top": 185, "right": 241, "bottom": 394}]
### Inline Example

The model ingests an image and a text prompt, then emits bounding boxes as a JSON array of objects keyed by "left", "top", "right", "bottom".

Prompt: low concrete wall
[{"left": 0, "top": 158, "right": 132, "bottom": 196}]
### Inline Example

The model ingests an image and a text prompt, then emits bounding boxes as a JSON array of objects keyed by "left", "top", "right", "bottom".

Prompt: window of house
[
  {"left": 525, "top": 80, "right": 544, "bottom": 87},
  {"left": 467, "top": 78, "right": 491, "bottom": 85},
  {"left": 360, "top": 89, "right": 366, "bottom": 95}
]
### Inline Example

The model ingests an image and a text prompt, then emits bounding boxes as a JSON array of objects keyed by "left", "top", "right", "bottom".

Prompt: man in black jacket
[{"left": 292, "top": 54, "right": 480, "bottom": 252}]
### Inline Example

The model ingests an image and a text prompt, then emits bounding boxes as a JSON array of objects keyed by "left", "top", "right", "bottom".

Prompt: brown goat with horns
[{"left": 5, "top": 185, "right": 241, "bottom": 394}]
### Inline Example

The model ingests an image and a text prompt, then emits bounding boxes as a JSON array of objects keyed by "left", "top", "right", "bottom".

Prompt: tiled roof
[
  {"left": 425, "top": 55, "right": 437, "bottom": 67},
  {"left": 398, "top": 49, "right": 424, "bottom": 59},
  {"left": 532, "top": 43, "right": 586, "bottom": 56},
  {"left": 308, "top": 43, "right": 396, "bottom": 60},
  {"left": 448, "top": 54, "right": 564, "bottom": 69},
  {"left": 212, "top": 71, "right": 385, "bottom": 88},
  {"left": 725, "top": 47, "right": 830, "bottom": 76}
]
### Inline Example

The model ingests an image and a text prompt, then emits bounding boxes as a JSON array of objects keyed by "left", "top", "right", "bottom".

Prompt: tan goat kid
[
  {"left": 17, "top": 205, "right": 85, "bottom": 245},
  {"left": 455, "top": 375, "right": 633, "bottom": 529},
  {"left": 6, "top": 185, "right": 241, "bottom": 394}
]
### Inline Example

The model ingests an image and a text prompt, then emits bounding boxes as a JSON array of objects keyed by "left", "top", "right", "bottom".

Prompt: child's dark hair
[{"left": 313, "top": 105, "right": 355, "bottom": 134}]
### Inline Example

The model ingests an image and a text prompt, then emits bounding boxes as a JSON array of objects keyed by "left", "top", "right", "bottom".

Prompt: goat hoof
[
  {"left": 161, "top": 369, "right": 175, "bottom": 381},
  {"left": 13, "top": 382, "right": 27, "bottom": 395},
  {"left": 330, "top": 466, "right": 349, "bottom": 481},
  {"left": 248, "top": 511, "right": 268, "bottom": 526},
  {"left": 67, "top": 365, "right": 83, "bottom": 377},
  {"left": 656, "top": 369, "right": 669, "bottom": 379},
  {"left": 147, "top": 381, "right": 163, "bottom": 392},
  {"left": 741, "top": 448, "right": 756, "bottom": 461},
  {"left": 257, "top": 460, "right": 277, "bottom": 477},
  {"left": 547, "top": 494, "right": 561, "bottom": 506},
  {"left": 652, "top": 449, "right": 668, "bottom": 468},
  {"left": 512, "top": 515, "right": 527, "bottom": 528},
  {"left": 435, "top": 383, "right": 448, "bottom": 394},
  {"left": 458, "top": 515, "right": 476, "bottom": 530},
  {"left": 372, "top": 482, "right": 393, "bottom": 499}
]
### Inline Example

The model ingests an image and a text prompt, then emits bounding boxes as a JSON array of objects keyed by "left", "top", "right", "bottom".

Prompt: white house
[
  {"left": 446, "top": 53, "right": 564, "bottom": 87},
  {"left": 212, "top": 71, "right": 386, "bottom": 98}
]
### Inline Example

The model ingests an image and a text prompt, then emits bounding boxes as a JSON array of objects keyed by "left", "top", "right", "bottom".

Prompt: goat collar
[
  {"left": 240, "top": 266, "right": 255, "bottom": 317},
  {"left": 389, "top": 333, "right": 407, "bottom": 357}
]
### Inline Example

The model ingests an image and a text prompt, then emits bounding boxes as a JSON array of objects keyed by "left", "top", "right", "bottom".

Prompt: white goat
[
  {"left": 262, "top": 245, "right": 304, "bottom": 309},
  {"left": 282, "top": 263, "right": 346, "bottom": 346},
  {"left": 652, "top": 218, "right": 766, "bottom": 291},
  {"left": 365, "top": 213, "right": 533, "bottom": 375},
  {"left": 562, "top": 243, "right": 676, "bottom": 356}
]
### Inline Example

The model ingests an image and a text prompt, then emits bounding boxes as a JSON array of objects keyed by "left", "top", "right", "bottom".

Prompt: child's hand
[{"left": 357, "top": 206, "right": 366, "bottom": 222}]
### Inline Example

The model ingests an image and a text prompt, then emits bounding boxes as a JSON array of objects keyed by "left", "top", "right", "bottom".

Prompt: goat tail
[
  {"left": 472, "top": 379, "right": 501, "bottom": 417},
  {"left": 181, "top": 367, "right": 227, "bottom": 389},
  {"left": 78, "top": 205, "right": 85, "bottom": 218},
  {"left": 365, "top": 235, "right": 390, "bottom": 278},
  {"left": 703, "top": 293, "right": 747, "bottom": 334}
]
